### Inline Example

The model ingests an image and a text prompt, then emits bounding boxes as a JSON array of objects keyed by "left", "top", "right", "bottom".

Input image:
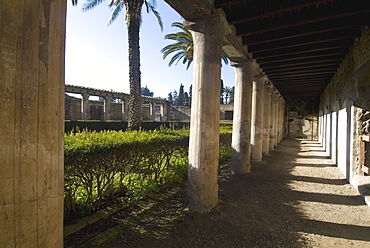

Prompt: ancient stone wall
[
  {"left": 287, "top": 112, "right": 318, "bottom": 140},
  {"left": 65, "top": 94, "right": 81, "bottom": 120},
  {"left": 320, "top": 26, "right": 370, "bottom": 182},
  {"left": 171, "top": 106, "right": 191, "bottom": 121}
]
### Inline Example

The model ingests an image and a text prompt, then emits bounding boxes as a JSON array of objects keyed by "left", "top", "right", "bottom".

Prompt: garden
[{"left": 64, "top": 125, "right": 232, "bottom": 222}]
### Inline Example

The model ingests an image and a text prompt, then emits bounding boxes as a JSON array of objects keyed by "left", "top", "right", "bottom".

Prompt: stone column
[
  {"left": 273, "top": 92, "right": 279, "bottom": 147},
  {"left": 277, "top": 96, "right": 283, "bottom": 143},
  {"left": 160, "top": 104, "right": 164, "bottom": 121},
  {"left": 122, "top": 98, "right": 130, "bottom": 121},
  {"left": 276, "top": 96, "right": 282, "bottom": 143},
  {"left": 81, "top": 93, "right": 90, "bottom": 120},
  {"left": 280, "top": 99, "right": 285, "bottom": 142},
  {"left": 230, "top": 60, "right": 254, "bottom": 174},
  {"left": 251, "top": 75, "right": 265, "bottom": 162},
  {"left": 269, "top": 90, "right": 277, "bottom": 150},
  {"left": 185, "top": 12, "right": 230, "bottom": 213},
  {"left": 104, "top": 97, "right": 111, "bottom": 120},
  {"left": 262, "top": 83, "right": 272, "bottom": 155},
  {"left": 0, "top": 0, "right": 66, "bottom": 247}
]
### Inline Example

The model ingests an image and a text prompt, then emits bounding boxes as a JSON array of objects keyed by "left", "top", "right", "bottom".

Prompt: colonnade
[
  {"left": 185, "top": 11, "right": 286, "bottom": 213},
  {"left": 66, "top": 85, "right": 171, "bottom": 121},
  {"left": 1, "top": 1, "right": 289, "bottom": 246}
]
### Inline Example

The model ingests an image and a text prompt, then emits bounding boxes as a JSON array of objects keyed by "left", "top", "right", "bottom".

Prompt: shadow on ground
[{"left": 64, "top": 140, "right": 370, "bottom": 248}]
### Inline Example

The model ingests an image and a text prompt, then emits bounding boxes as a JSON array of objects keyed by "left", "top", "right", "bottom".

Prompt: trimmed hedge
[
  {"left": 65, "top": 121, "right": 194, "bottom": 133},
  {"left": 65, "top": 120, "right": 233, "bottom": 133},
  {"left": 64, "top": 127, "right": 232, "bottom": 218}
]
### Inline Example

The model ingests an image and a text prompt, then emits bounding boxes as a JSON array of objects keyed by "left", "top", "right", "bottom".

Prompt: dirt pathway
[{"left": 65, "top": 140, "right": 370, "bottom": 247}]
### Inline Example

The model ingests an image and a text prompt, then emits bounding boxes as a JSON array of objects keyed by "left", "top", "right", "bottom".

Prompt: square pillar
[
  {"left": 185, "top": 11, "right": 231, "bottom": 213},
  {"left": 104, "top": 97, "right": 111, "bottom": 120},
  {"left": 81, "top": 93, "right": 90, "bottom": 120},
  {"left": 122, "top": 98, "right": 129, "bottom": 121},
  {"left": 149, "top": 102, "right": 156, "bottom": 121},
  {"left": 230, "top": 60, "right": 254, "bottom": 173},
  {"left": 0, "top": 0, "right": 66, "bottom": 247}
]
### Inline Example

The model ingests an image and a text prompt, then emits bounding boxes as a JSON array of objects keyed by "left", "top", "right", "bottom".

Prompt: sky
[{"left": 65, "top": 0, "right": 236, "bottom": 99}]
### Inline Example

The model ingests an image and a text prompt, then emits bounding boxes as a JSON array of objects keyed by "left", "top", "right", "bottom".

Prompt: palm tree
[
  {"left": 161, "top": 22, "right": 228, "bottom": 70},
  {"left": 72, "top": 0, "right": 162, "bottom": 130},
  {"left": 224, "top": 86, "right": 233, "bottom": 104},
  {"left": 161, "top": 22, "right": 193, "bottom": 69}
]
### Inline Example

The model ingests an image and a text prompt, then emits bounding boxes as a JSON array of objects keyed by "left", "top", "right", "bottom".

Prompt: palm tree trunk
[{"left": 126, "top": 0, "right": 143, "bottom": 131}]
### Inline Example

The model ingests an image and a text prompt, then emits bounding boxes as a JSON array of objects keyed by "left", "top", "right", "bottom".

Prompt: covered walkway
[
  {"left": 2, "top": 1, "right": 370, "bottom": 246},
  {"left": 65, "top": 139, "right": 370, "bottom": 247}
]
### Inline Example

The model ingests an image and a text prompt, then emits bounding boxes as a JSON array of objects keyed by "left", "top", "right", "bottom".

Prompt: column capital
[
  {"left": 253, "top": 74, "right": 266, "bottom": 79},
  {"left": 264, "top": 83, "right": 273, "bottom": 93},
  {"left": 254, "top": 74, "right": 267, "bottom": 86},
  {"left": 184, "top": 10, "right": 231, "bottom": 65},
  {"left": 230, "top": 59, "right": 254, "bottom": 67},
  {"left": 82, "top": 93, "right": 90, "bottom": 99},
  {"left": 184, "top": 9, "right": 231, "bottom": 35}
]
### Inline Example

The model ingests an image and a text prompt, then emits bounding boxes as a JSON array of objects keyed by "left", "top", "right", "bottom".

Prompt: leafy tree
[
  {"left": 167, "top": 92, "right": 173, "bottom": 104},
  {"left": 184, "top": 92, "right": 190, "bottom": 107},
  {"left": 73, "top": 0, "right": 163, "bottom": 130},
  {"left": 178, "top": 83, "right": 185, "bottom": 106},
  {"left": 141, "top": 86, "right": 154, "bottom": 97},
  {"left": 229, "top": 86, "right": 235, "bottom": 104},
  {"left": 172, "top": 90, "right": 178, "bottom": 106},
  {"left": 161, "top": 22, "right": 229, "bottom": 70}
]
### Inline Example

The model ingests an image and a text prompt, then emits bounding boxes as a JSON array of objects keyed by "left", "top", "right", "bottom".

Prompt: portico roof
[{"left": 165, "top": 0, "right": 370, "bottom": 99}]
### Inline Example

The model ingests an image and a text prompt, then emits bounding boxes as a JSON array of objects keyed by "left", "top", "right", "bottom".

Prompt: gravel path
[{"left": 65, "top": 139, "right": 370, "bottom": 248}]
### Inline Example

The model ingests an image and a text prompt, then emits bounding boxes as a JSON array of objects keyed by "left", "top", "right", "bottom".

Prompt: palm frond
[
  {"left": 168, "top": 52, "right": 186, "bottom": 67},
  {"left": 161, "top": 21, "right": 195, "bottom": 70},
  {"left": 145, "top": 0, "right": 163, "bottom": 31},
  {"left": 82, "top": 0, "right": 106, "bottom": 12},
  {"left": 186, "top": 60, "right": 192, "bottom": 69},
  {"left": 108, "top": 2, "right": 124, "bottom": 25},
  {"left": 222, "top": 55, "right": 229, "bottom": 65}
]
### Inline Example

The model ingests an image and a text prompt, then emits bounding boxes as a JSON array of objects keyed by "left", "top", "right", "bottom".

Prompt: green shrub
[{"left": 64, "top": 127, "right": 231, "bottom": 219}]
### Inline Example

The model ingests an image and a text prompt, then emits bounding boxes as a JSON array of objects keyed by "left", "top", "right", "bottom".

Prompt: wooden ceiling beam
[
  {"left": 272, "top": 79, "right": 332, "bottom": 85},
  {"left": 274, "top": 82, "right": 328, "bottom": 87},
  {"left": 260, "top": 56, "right": 343, "bottom": 68},
  {"left": 257, "top": 48, "right": 347, "bottom": 64},
  {"left": 267, "top": 68, "right": 337, "bottom": 77},
  {"left": 282, "top": 93, "right": 323, "bottom": 98},
  {"left": 264, "top": 64, "right": 339, "bottom": 73},
  {"left": 252, "top": 39, "right": 353, "bottom": 58},
  {"left": 215, "top": 0, "right": 246, "bottom": 8},
  {"left": 221, "top": 0, "right": 336, "bottom": 24},
  {"left": 269, "top": 72, "right": 335, "bottom": 80},
  {"left": 271, "top": 75, "right": 332, "bottom": 81},
  {"left": 254, "top": 44, "right": 350, "bottom": 60},
  {"left": 249, "top": 35, "right": 357, "bottom": 53},
  {"left": 235, "top": 9, "right": 368, "bottom": 35},
  {"left": 243, "top": 24, "right": 361, "bottom": 46}
]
